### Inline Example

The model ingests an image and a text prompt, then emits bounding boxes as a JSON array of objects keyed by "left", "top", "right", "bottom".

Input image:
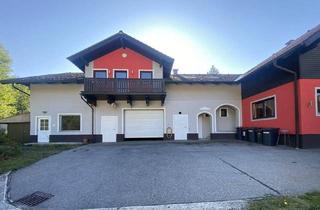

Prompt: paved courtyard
[{"left": 8, "top": 140, "right": 320, "bottom": 209}]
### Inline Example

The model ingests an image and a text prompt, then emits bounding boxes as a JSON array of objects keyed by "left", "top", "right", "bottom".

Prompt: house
[
  {"left": 238, "top": 24, "right": 320, "bottom": 148},
  {"left": 0, "top": 31, "right": 241, "bottom": 143},
  {"left": 1, "top": 25, "right": 319, "bottom": 148},
  {"left": 0, "top": 112, "right": 30, "bottom": 143}
]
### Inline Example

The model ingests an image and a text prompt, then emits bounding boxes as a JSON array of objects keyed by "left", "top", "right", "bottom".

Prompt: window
[
  {"left": 94, "top": 70, "right": 107, "bottom": 78},
  {"left": 114, "top": 70, "right": 127, "bottom": 79},
  {"left": 252, "top": 96, "right": 276, "bottom": 120},
  {"left": 140, "top": 71, "right": 152, "bottom": 79},
  {"left": 40, "top": 119, "right": 49, "bottom": 131},
  {"left": 59, "top": 115, "right": 81, "bottom": 131},
  {"left": 220, "top": 108, "right": 228, "bottom": 117},
  {"left": 317, "top": 88, "right": 320, "bottom": 115}
]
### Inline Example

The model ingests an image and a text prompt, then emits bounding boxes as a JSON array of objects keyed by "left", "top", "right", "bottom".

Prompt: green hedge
[{"left": 0, "top": 130, "right": 21, "bottom": 160}]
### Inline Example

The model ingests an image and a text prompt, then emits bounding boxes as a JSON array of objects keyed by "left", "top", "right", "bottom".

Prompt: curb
[
  {"left": 1, "top": 171, "right": 19, "bottom": 210},
  {"left": 84, "top": 199, "right": 248, "bottom": 210}
]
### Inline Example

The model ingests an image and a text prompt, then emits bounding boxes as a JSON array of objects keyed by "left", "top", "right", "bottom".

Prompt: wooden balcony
[{"left": 81, "top": 78, "right": 166, "bottom": 106}]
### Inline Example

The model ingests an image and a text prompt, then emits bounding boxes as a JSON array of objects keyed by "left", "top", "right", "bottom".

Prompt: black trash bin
[
  {"left": 241, "top": 127, "right": 248, "bottom": 141},
  {"left": 236, "top": 127, "right": 242, "bottom": 140},
  {"left": 248, "top": 128, "right": 257, "bottom": 142},
  {"left": 262, "top": 128, "right": 279, "bottom": 146},
  {"left": 256, "top": 129, "right": 263, "bottom": 144}
]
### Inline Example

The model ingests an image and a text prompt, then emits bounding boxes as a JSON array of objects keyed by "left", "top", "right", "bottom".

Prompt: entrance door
[
  {"left": 37, "top": 117, "right": 50, "bottom": 143},
  {"left": 173, "top": 114, "right": 188, "bottom": 140},
  {"left": 101, "top": 116, "right": 118, "bottom": 142}
]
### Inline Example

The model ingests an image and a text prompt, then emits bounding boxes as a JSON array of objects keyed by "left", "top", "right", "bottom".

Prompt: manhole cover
[{"left": 13, "top": 191, "right": 54, "bottom": 207}]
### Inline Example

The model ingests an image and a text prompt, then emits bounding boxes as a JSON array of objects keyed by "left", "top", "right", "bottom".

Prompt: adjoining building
[{"left": 0, "top": 112, "right": 30, "bottom": 143}]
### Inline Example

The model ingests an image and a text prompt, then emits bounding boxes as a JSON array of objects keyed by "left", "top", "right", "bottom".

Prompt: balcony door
[
  {"left": 114, "top": 70, "right": 128, "bottom": 79},
  {"left": 114, "top": 70, "right": 128, "bottom": 93},
  {"left": 140, "top": 71, "right": 153, "bottom": 92}
]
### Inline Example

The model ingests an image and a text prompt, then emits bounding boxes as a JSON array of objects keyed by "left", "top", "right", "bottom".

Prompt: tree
[
  {"left": 207, "top": 65, "right": 220, "bottom": 74},
  {"left": 0, "top": 44, "right": 29, "bottom": 119}
]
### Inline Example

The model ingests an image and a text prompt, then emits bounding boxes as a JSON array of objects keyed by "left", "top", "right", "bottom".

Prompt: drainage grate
[{"left": 13, "top": 191, "right": 54, "bottom": 207}]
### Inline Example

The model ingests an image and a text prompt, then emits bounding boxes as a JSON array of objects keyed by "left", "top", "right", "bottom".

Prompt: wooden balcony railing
[{"left": 83, "top": 78, "right": 165, "bottom": 94}]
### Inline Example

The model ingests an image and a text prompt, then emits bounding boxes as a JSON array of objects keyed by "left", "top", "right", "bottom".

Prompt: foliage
[
  {"left": 0, "top": 129, "right": 8, "bottom": 144},
  {"left": 248, "top": 192, "right": 320, "bottom": 210},
  {"left": 0, "top": 44, "right": 30, "bottom": 119},
  {"left": 0, "top": 129, "right": 22, "bottom": 161},
  {"left": 0, "top": 144, "right": 80, "bottom": 174},
  {"left": 207, "top": 65, "right": 220, "bottom": 74}
]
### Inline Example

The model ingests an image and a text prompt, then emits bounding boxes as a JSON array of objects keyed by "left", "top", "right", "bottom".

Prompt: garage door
[{"left": 124, "top": 110, "right": 164, "bottom": 138}]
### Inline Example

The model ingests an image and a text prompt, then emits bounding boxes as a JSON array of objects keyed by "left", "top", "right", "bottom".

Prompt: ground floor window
[
  {"left": 220, "top": 108, "right": 228, "bottom": 117},
  {"left": 59, "top": 114, "right": 81, "bottom": 131},
  {"left": 316, "top": 88, "right": 320, "bottom": 115},
  {"left": 252, "top": 96, "right": 276, "bottom": 120}
]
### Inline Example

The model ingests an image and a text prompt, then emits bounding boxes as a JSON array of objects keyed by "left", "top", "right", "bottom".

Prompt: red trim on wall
[
  {"left": 298, "top": 79, "right": 320, "bottom": 134},
  {"left": 242, "top": 82, "right": 295, "bottom": 134},
  {"left": 93, "top": 48, "right": 153, "bottom": 79}
]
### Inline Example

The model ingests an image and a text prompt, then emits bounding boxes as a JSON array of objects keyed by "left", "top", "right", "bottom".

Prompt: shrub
[
  {"left": 0, "top": 129, "right": 21, "bottom": 160},
  {"left": 0, "top": 129, "right": 8, "bottom": 144}
]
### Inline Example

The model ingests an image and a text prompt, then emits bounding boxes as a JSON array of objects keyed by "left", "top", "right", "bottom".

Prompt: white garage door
[{"left": 125, "top": 110, "right": 164, "bottom": 138}]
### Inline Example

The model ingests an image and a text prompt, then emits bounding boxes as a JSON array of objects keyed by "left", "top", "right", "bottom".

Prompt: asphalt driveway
[{"left": 8, "top": 140, "right": 320, "bottom": 209}]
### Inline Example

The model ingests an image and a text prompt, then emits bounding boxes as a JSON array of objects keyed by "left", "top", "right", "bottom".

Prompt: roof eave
[
  {"left": 236, "top": 43, "right": 303, "bottom": 82},
  {"left": 67, "top": 32, "right": 175, "bottom": 75}
]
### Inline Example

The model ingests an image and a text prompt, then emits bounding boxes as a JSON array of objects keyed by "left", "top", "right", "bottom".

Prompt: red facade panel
[
  {"left": 242, "top": 82, "right": 295, "bottom": 134},
  {"left": 298, "top": 79, "right": 320, "bottom": 134},
  {"left": 93, "top": 48, "right": 153, "bottom": 78}
]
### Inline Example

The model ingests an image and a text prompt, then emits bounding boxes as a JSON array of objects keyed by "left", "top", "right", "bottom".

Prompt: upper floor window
[
  {"left": 316, "top": 88, "right": 320, "bottom": 116},
  {"left": 252, "top": 96, "right": 276, "bottom": 120},
  {"left": 114, "top": 70, "right": 128, "bottom": 79},
  {"left": 140, "top": 71, "right": 153, "bottom": 79},
  {"left": 94, "top": 70, "right": 107, "bottom": 78}
]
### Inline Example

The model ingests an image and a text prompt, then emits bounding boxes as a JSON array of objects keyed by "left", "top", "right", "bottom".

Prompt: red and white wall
[
  {"left": 84, "top": 48, "right": 164, "bottom": 79},
  {"left": 298, "top": 79, "right": 320, "bottom": 135}
]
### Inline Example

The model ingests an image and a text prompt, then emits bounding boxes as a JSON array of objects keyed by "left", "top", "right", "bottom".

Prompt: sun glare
[{"left": 137, "top": 27, "right": 213, "bottom": 74}]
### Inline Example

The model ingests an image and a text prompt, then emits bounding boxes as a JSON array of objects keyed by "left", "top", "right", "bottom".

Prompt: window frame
[
  {"left": 57, "top": 113, "right": 82, "bottom": 132},
  {"left": 113, "top": 69, "right": 129, "bottom": 79},
  {"left": 93, "top": 69, "right": 108, "bottom": 78},
  {"left": 316, "top": 87, "right": 320, "bottom": 116},
  {"left": 250, "top": 95, "right": 277, "bottom": 121},
  {"left": 138, "top": 69, "right": 153, "bottom": 79},
  {"left": 220, "top": 108, "right": 228, "bottom": 117}
]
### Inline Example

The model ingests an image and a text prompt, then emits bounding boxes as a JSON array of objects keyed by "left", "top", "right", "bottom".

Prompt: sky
[{"left": 0, "top": 0, "right": 319, "bottom": 77}]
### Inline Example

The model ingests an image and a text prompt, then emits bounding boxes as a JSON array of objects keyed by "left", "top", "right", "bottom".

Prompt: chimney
[{"left": 173, "top": 69, "right": 179, "bottom": 75}]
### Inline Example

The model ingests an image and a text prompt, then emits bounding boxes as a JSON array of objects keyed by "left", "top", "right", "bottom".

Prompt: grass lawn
[
  {"left": 248, "top": 192, "right": 320, "bottom": 210},
  {"left": 0, "top": 144, "right": 80, "bottom": 174}
]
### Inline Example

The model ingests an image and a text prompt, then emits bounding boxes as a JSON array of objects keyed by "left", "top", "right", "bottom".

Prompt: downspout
[
  {"left": 272, "top": 60, "right": 300, "bottom": 149},
  {"left": 12, "top": 83, "right": 30, "bottom": 96},
  {"left": 81, "top": 95, "right": 94, "bottom": 139}
]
